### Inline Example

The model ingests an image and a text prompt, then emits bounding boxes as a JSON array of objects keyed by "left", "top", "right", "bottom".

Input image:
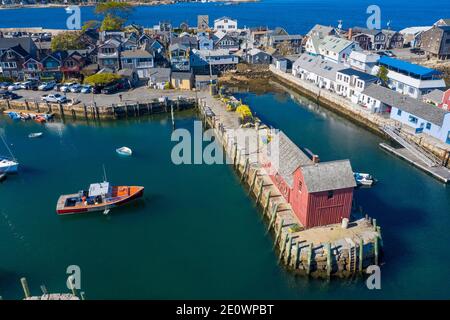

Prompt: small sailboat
[
  {"left": 354, "top": 172, "right": 375, "bottom": 186},
  {"left": 0, "top": 134, "right": 19, "bottom": 174},
  {"left": 0, "top": 157, "right": 18, "bottom": 174},
  {"left": 28, "top": 132, "right": 43, "bottom": 139},
  {"left": 116, "top": 146, "right": 132, "bottom": 156}
]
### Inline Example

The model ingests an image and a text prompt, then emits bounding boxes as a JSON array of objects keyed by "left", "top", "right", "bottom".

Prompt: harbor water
[{"left": 1, "top": 87, "right": 450, "bottom": 299}]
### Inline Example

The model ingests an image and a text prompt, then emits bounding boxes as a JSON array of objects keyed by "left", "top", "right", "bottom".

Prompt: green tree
[
  {"left": 94, "top": 2, "right": 133, "bottom": 32},
  {"left": 50, "top": 31, "right": 86, "bottom": 51},
  {"left": 100, "top": 15, "right": 126, "bottom": 31},
  {"left": 84, "top": 73, "right": 121, "bottom": 86},
  {"left": 82, "top": 20, "right": 101, "bottom": 32},
  {"left": 377, "top": 65, "right": 389, "bottom": 86}
]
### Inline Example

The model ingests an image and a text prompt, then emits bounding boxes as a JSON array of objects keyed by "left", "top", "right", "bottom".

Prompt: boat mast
[
  {"left": 0, "top": 133, "right": 16, "bottom": 161},
  {"left": 102, "top": 164, "right": 108, "bottom": 183}
]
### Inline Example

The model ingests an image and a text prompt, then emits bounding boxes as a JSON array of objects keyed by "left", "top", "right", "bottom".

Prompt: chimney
[
  {"left": 348, "top": 28, "right": 353, "bottom": 40},
  {"left": 312, "top": 155, "right": 320, "bottom": 164}
]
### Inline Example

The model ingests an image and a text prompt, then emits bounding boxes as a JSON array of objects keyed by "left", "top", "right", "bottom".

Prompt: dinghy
[
  {"left": 28, "top": 132, "right": 43, "bottom": 139},
  {"left": 116, "top": 146, "right": 132, "bottom": 156}
]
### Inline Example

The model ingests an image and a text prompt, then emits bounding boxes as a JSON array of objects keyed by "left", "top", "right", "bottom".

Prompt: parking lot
[{"left": 8, "top": 85, "right": 198, "bottom": 107}]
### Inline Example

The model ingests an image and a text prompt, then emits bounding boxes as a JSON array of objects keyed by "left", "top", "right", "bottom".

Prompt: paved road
[{"left": 11, "top": 86, "right": 198, "bottom": 106}]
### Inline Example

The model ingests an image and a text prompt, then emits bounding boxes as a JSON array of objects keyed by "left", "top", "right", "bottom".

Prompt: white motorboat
[
  {"left": 116, "top": 146, "right": 133, "bottom": 156},
  {"left": 354, "top": 172, "right": 375, "bottom": 186}
]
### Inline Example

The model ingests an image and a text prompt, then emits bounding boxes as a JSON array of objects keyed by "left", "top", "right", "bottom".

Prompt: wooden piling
[
  {"left": 266, "top": 203, "right": 279, "bottom": 234},
  {"left": 326, "top": 243, "right": 332, "bottom": 278},
  {"left": 279, "top": 232, "right": 289, "bottom": 262},
  {"left": 58, "top": 102, "right": 64, "bottom": 118},
  {"left": 241, "top": 158, "right": 249, "bottom": 181},
  {"left": 263, "top": 191, "right": 272, "bottom": 216},
  {"left": 20, "top": 277, "right": 31, "bottom": 299},
  {"left": 25, "top": 101, "right": 30, "bottom": 111},
  {"left": 256, "top": 179, "right": 264, "bottom": 205},
  {"left": 295, "top": 242, "right": 300, "bottom": 269},
  {"left": 307, "top": 243, "right": 313, "bottom": 275},
  {"left": 83, "top": 104, "right": 88, "bottom": 119},
  {"left": 274, "top": 218, "right": 284, "bottom": 249},
  {"left": 359, "top": 238, "right": 364, "bottom": 272},
  {"left": 248, "top": 169, "right": 258, "bottom": 195},
  {"left": 287, "top": 235, "right": 293, "bottom": 264}
]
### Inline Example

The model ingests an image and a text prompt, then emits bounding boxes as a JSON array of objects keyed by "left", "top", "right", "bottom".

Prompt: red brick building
[{"left": 266, "top": 132, "right": 356, "bottom": 229}]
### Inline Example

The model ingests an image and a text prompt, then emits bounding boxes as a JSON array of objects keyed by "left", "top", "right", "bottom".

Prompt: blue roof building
[{"left": 376, "top": 56, "right": 446, "bottom": 99}]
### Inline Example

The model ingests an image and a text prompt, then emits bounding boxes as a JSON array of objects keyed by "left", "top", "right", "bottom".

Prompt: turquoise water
[
  {"left": 0, "top": 0, "right": 449, "bottom": 33},
  {"left": 1, "top": 89, "right": 450, "bottom": 299}
]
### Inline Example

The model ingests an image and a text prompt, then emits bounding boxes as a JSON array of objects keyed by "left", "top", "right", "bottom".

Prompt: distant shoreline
[{"left": 0, "top": 0, "right": 260, "bottom": 11}]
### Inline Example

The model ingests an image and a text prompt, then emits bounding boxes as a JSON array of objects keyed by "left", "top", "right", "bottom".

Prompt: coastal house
[
  {"left": 318, "top": 36, "right": 359, "bottom": 64},
  {"left": 213, "top": 33, "right": 239, "bottom": 52},
  {"left": 351, "top": 27, "right": 386, "bottom": 51},
  {"left": 264, "top": 131, "right": 356, "bottom": 229},
  {"left": 120, "top": 49, "right": 154, "bottom": 79},
  {"left": 422, "top": 89, "right": 445, "bottom": 107},
  {"left": 171, "top": 35, "right": 198, "bottom": 50},
  {"left": 170, "top": 71, "right": 193, "bottom": 90},
  {"left": 214, "top": 17, "right": 238, "bottom": 33},
  {"left": 420, "top": 25, "right": 450, "bottom": 59},
  {"left": 439, "top": 89, "right": 450, "bottom": 110},
  {"left": 40, "top": 52, "right": 66, "bottom": 81},
  {"left": 244, "top": 48, "right": 272, "bottom": 64},
  {"left": 262, "top": 27, "right": 302, "bottom": 54},
  {"left": 304, "top": 25, "right": 336, "bottom": 56},
  {"left": 383, "top": 29, "right": 404, "bottom": 49},
  {"left": 250, "top": 26, "right": 271, "bottom": 46},
  {"left": 59, "top": 51, "right": 87, "bottom": 80},
  {"left": 292, "top": 53, "right": 346, "bottom": 92},
  {"left": 335, "top": 68, "right": 378, "bottom": 103},
  {"left": 399, "top": 26, "right": 432, "bottom": 48},
  {"left": 97, "top": 38, "right": 121, "bottom": 72},
  {"left": 147, "top": 67, "right": 171, "bottom": 90},
  {"left": 347, "top": 51, "right": 379, "bottom": 74},
  {"left": 0, "top": 44, "right": 31, "bottom": 80},
  {"left": 189, "top": 48, "right": 239, "bottom": 74},
  {"left": 195, "top": 74, "right": 218, "bottom": 90},
  {"left": 375, "top": 56, "right": 446, "bottom": 99},
  {"left": 22, "top": 56, "right": 42, "bottom": 79},
  {"left": 360, "top": 84, "right": 450, "bottom": 144},
  {"left": 197, "top": 15, "right": 209, "bottom": 31},
  {"left": 169, "top": 43, "right": 190, "bottom": 71},
  {"left": 434, "top": 18, "right": 450, "bottom": 27}
]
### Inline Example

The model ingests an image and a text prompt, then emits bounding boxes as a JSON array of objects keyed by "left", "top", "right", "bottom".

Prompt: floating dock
[
  {"left": 197, "top": 92, "right": 381, "bottom": 278},
  {"left": 380, "top": 143, "right": 450, "bottom": 183}
]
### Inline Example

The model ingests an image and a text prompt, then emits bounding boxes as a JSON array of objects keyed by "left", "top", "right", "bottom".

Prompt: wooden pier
[
  {"left": 0, "top": 97, "right": 197, "bottom": 121},
  {"left": 198, "top": 92, "right": 381, "bottom": 278}
]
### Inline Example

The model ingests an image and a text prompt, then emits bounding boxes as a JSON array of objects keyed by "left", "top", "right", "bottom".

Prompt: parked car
[
  {"left": 38, "top": 81, "right": 56, "bottom": 91},
  {"left": 0, "top": 82, "right": 12, "bottom": 89},
  {"left": 101, "top": 83, "right": 119, "bottom": 94},
  {"left": 410, "top": 47, "right": 425, "bottom": 55},
  {"left": 80, "top": 85, "right": 92, "bottom": 93},
  {"left": 41, "top": 93, "right": 67, "bottom": 103},
  {"left": 0, "top": 90, "right": 20, "bottom": 100},
  {"left": 382, "top": 50, "right": 396, "bottom": 57},
  {"left": 59, "top": 82, "right": 76, "bottom": 93},
  {"left": 19, "top": 80, "right": 39, "bottom": 90},
  {"left": 7, "top": 82, "right": 22, "bottom": 91},
  {"left": 69, "top": 84, "right": 82, "bottom": 93}
]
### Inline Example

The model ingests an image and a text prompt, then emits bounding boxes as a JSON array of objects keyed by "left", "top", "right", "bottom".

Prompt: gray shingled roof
[
  {"left": 362, "top": 84, "right": 449, "bottom": 125},
  {"left": 293, "top": 53, "right": 346, "bottom": 80},
  {"left": 338, "top": 68, "right": 378, "bottom": 82},
  {"left": 0, "top": 37, "right": 35, "bottom": 54},
  {"left": 272, "top": 131, "right": 312, "bottom": 187},
  {"left": 301, "top": 160, "right": 356, "bottom": 193},
  {"left": 422, "top": 89, "right": 444, "bottom": 104},
  {"left": 121, "top": 49, "right": 153, "bottom": 58}
]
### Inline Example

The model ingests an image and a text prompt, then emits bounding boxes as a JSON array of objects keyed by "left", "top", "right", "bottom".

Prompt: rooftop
[
  {"left": 338, "top": 68, "right": 378, "bottom": 82},
  {"left": 363, "top": 84, "right": 449, "bottom": 125},
  {"left": 319, "top": 35, "right": 355, "bottom": 53},
  {"left": 378, "top": 56, "right": 442, "bottom": 78},
  {"left": 301, "top": 160, "right": 356, "bottom": 193},
  {"left": 121, "top": 49, "right": 153, "bottom": 58}
]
